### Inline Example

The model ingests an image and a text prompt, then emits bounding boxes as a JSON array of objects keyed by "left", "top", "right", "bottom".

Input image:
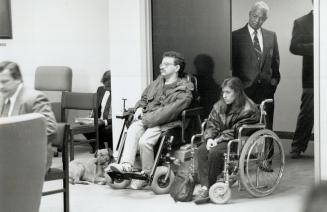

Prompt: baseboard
[{"left": 275, "top": 131, "right": 314, "bottom": 141}]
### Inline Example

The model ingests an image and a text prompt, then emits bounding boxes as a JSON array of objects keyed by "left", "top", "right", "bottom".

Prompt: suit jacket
[
  {"left": 232, "top": 25, "right": 280, "bottom": 93},
  {"left": 290, "top": 11, "right": 313, "bottom": 88},
  {"left": 0, "top": 86, "right": 57, "bottom": 171},
  {"left": 96, "top": 86, "right": 112, "bottom": 124}
]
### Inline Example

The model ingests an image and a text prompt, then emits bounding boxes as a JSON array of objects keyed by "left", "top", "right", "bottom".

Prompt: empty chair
[
  {"left": 61, "top": 91, "right": 99, "bottom": 160},
  {"left": 34, "top": 66, "right": 72, "bottom": 121},
  {"left": 0, "top": 113, "right": 47, "bottom": 212}
]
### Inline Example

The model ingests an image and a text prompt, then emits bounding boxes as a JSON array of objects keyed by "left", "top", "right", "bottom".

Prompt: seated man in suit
[
  {"left": 84, "top": 70, "right": 112, "bottom": 153},
  {"left": 109, "top": 51, "right": 194, "bottom": 188},
  {"left": 0, "top": 61, "right": 57, "bottom": 172}
]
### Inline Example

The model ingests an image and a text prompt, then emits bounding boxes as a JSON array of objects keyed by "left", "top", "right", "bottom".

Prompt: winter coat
[
  {"left": 135, "top": 76, "right": 194, "bottom": 128},
  {"left": 203, "top": 97, "right": 260, "bottom": 142}
]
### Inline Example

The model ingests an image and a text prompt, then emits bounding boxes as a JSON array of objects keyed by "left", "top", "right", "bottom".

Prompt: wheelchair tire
[
  {"left": 239, "top": 129, "right": 285, "bottom": 197},
  {"left": 151, "top": 166, "right": 175, "bottom": 194},
  {"left": 108, "top": 178, "right": 131, "bottom": 189},
  {"left": 209, "top": 182, "right": 231, "bottom": 204}
]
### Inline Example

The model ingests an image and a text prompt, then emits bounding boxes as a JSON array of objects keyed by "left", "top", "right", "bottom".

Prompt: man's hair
[
  {"left": 101, "top": 70, "right": 111, "bottom": 84},
  {"left": 162, "top": 51, "right": 186, "bottom": 77},
  {"left": 219, "top": 77, "right": 247, "bottom": 114},
  {"left": 0, "top": 61, "right": 23, "bottom": 81},
  {"left": 250, "top": 1, "right": 270, "bottom": 20}
]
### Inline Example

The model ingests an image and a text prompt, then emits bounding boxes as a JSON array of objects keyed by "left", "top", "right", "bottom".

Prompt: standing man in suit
[
  {"left": 290, "top": 9, "right": 313, "bottom": 159},
  {"left": 84, "top": 70, "right": 112, "bottom": 153},
  {"left": 0, "top": 61, "right": 57, "bottom": 172},
  {"left": 232, "top": 1, "right": 280, "bottom": 133}
]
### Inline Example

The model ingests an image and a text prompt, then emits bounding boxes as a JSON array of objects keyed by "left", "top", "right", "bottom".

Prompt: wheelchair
[
  {"left": 106, "top": 75, "right": 203, "bottom": 194},
  {"left": 191, "top": 99, "right": 285, "bottom": 204}
]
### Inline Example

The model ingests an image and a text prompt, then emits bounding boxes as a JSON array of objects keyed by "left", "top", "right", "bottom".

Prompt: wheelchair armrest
[
  {"left": 115, "top": 108, "right": 135, "bottom": 119},
  {"left": 237, "top": 124, "right": 265, "bottom": 139},
  {"left": 181, "top": 106, "right": 203, "bottom": 118}
]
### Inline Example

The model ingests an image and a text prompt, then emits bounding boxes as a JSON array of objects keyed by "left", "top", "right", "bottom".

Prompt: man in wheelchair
[
  {"left": 108, "top": 51, "right": 193, "bottom": 189},
  {"left": 195, "top": 77, "right": 260, "bottom": 204}
]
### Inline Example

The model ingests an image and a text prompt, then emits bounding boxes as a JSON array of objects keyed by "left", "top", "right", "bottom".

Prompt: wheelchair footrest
[{"left": 108, "top": 170, "right": 149, "bottom": 181}]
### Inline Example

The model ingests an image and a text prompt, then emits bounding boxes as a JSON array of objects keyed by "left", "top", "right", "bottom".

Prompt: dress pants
[
  {"left": 84, "top": 124, "right": 113, "bottom": 150},
  {"left": 196, "top": 142, "right": 228, "bottom": 187},
  {"left": 245, "top": 81, "right": 275, "bottom": 159},
  {"left": 292, "top": 88, "right": 314, "bottom": 152},
  {"left": 120, "top": 120, "right": 161, "bottom": 172}
]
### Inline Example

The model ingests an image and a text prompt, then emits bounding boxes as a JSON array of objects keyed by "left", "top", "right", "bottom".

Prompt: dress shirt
[
  {"left": 248, "top": 24, "right": 263, "bottom": 51},
  {"left": 4, "top": 83, "right": 23, "bottom": 116}
]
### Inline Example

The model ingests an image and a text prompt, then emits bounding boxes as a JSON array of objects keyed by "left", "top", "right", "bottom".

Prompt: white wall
[
  {"left": 317, "top": 0, "right": 327, "bottom": 181},
  {"left": 109, "top": 0, "right": 151, "bottom": 149},
  {"left": 0, "top": 0, "right": 110, "bottom": 96},
  {"left": 232, "top": 0, "right": 312, "bottom": 132}
]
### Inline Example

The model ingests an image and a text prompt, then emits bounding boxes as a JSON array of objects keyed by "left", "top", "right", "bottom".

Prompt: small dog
[{"left": 69, "top": 148, "right": 113, "bottom": 185}]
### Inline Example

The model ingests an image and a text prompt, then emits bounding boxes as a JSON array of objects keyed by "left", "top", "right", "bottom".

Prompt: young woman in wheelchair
[
  {"left": 108, "top": 51, "right": 194, "bottom": 189},
  {"left": 194, "top": 77, "right": 260, "bottom": 204}
]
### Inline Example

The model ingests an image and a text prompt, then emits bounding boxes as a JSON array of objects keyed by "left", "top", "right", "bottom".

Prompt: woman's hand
[
  {"left": 206, "top": 138, "right": 217, "bottom": 150},
  {"left": 134, "top": 107, "right": 143, "bottom": 120}
]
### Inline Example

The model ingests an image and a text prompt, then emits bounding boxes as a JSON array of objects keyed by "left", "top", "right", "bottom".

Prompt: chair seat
[
  {"left": 45, "top": 168, "right": 64, "bottom": 181},
  {"left": 70, "top": 123, "right": 95, "bottom": 134}
]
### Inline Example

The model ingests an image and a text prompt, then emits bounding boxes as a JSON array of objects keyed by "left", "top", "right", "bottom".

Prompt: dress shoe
[{"left": 291, "top": 151, "right": 301, "bottom": 159}]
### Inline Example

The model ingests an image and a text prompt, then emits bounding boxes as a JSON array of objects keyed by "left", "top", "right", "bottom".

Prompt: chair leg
[
  {"left": 69, "top": 134, "right": 74, "bottom": 161},
  {"left": 64, "top": 178, "right": 69, "bottom": 212}
]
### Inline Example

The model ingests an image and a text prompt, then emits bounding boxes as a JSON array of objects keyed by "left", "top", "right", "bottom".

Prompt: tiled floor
[{"left": 40, "top": 139, "right": 314, "bottom": 212}]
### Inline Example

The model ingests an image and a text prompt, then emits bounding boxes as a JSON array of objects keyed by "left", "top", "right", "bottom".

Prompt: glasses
[{"left": 159, "top": 63, "right": 175, "bottom": 68}]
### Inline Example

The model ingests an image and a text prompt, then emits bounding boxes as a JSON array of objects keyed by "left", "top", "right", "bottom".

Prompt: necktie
[
  {"left": 253, "top": 30, "right": 262, "bottom": 63},
  {"left": 1, "top": 99, "right": 11, "bottom": 117}
]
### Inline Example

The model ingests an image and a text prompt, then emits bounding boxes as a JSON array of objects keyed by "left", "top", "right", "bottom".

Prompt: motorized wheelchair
[
  {"left": 106, "top": 75, "right": 203, "bottom": 194},
  {"left": 191, "top": 99, "right": 285, "bottom": 204}
]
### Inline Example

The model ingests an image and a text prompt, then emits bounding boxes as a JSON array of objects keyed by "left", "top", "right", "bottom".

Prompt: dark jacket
[
  {"left": 232, "top": 25, "right": 280, "bottom": 92},
  {"left": 203, "top": 97, "right": 260, "bottom": 142},
  {"left": 290, "top": 11, "right": 313, "bottom": 88},
  {"left": 135, "top": 76, "right": 193, "bottom": 128}
]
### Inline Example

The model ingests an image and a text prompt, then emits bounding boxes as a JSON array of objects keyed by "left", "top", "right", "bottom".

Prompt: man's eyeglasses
[{"left": 159, "top": 63, "right": 175, "bottom": 68}]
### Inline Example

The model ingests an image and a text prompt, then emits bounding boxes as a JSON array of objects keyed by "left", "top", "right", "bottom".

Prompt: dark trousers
[
  {"left": 292, "top": 88, "right": 314, "bottom": 152},
  {"left": 196, "top": 142, "right": 227, "bottom": 187},
  {"left": 245, "top": 82, "right": 275, "bottom": 158},
  {"left": 84, "top": 124, "right": 113, "bottom": 150}
]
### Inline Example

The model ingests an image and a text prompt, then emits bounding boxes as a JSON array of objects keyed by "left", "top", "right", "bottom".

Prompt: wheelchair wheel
[
  {"left": 151, "top": 166, "right": 175, "bottom": 194},
  {"left": 209, "top": 182, "right": 231, "bottom": 204},
  {"left": 108, "top": 178, "right": 131, "bottom": 189},
  {"left": 239, "top": 129, "right": 285, "bottom": 197}
]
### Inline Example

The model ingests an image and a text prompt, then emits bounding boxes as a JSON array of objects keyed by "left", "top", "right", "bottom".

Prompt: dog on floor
[{"left": 69, "top": 148, "right": 113, "bottom": 185}]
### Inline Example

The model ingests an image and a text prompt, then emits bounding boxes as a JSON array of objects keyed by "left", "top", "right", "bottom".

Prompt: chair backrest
[
  {"left": 0, "top": 113, "right": 47, "bottom": 212},
  {"left": 61, "top": 91, "right": 98, "bottom": 123},
  {"left": 35, "top": 66, "right": 72, "bottom": 122},
  {"left": 185, "top": 74, "right": 200, "bottom": 106},
  {"left": 34, "top": 66, "right": 72, "bottom": 92}
]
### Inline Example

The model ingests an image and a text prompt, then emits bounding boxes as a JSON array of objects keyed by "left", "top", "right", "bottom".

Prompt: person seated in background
[
  {"left": 194, "top": 77, "right": 260, "bottom": 204},
  {"left": 0, "top": 61, "right": 57, "bottom": 172},
  {"left": 84, "top": 70, "right": 112, "bottom": 153},
  {"left": 109, "top": 51, "right": 193, "bottom": 188}
]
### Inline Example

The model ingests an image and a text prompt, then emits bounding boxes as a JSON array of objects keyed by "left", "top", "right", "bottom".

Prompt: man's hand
[
  {"left": 134, "top": 107, "right": 143, "bottom": 120},
  {"left": 206, "top": 138, "right": 217, "bottom": 150}
]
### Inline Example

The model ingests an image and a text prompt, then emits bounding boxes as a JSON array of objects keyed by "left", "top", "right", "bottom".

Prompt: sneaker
[
  {"left": 194, "top": 187, "right": 209, "bottom": 204},
  {"left": 291, "top": 151, "right": 301, "bottom": 159},
  {"left": 109, "top": 162, "right": 133, "bottom": 173},
  {"left": 130, "top": 179, "right": 148, "bottom": 190}
]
